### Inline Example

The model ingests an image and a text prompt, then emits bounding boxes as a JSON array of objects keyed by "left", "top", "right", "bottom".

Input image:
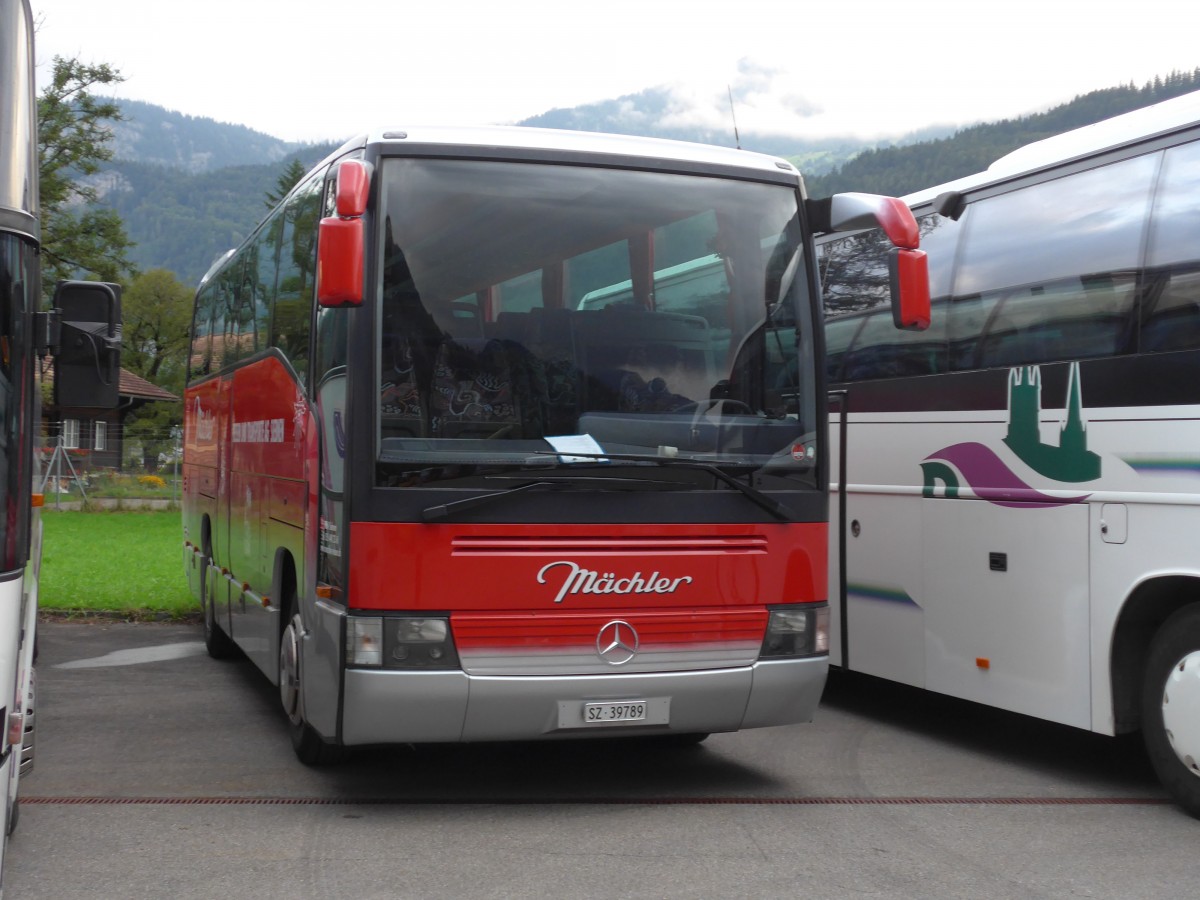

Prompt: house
[{"left": 43, "top": 367, "right": 180, "bottom": 471}]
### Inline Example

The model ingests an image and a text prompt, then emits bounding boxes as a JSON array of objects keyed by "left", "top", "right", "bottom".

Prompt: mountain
[
  {"left": 108, "top": 100, "right": 326, "bottom": 173},
  {"left": 804, "top": 69, "right": 1200, "bottom": 198},
  {"left": 515, "top": 85, "right": 894, "bottom": 165},
  {"left": 96, "top": 103, "right": 340, "bottom": 284},
  {"left": 92, "top": 71, "right": 1200, "bottom": 286}
]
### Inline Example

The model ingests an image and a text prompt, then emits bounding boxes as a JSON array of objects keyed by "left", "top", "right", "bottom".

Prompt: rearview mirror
[
  {"left": 888, "top": 248, "right": 931, "bottom": 331},
  {"left": 317, "top": 160, "right": 369, "bottom": 308},
  {"left": 53, "top": 280, "right": 122, "bottom": 409},
  {"left": 812, "top": 193, "right": 932, "bottom": 332}
]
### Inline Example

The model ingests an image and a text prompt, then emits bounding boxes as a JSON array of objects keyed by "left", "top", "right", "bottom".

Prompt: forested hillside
[
  {"left": 98, "top": 70, "right": 1200, "bottom": 286},
  {"left": 804, "top": 70, "right": 1200, "bottom": 198},
  {"left": 102, "top": 101, "right": 339, "bottom": 284},
  {"left": 104, "top": 146, "right": 337, "bottom": 285}
]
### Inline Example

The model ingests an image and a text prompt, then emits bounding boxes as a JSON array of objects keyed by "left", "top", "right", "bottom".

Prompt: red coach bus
[{"left": 183, "top": 127, "right": 928, "bottom": 762}]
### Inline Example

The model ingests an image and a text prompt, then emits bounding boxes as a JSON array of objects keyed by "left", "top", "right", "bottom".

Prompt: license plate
[
  {"left": 557, "top": 696, "right": 670, "bottom": 729},
  {"left": 583, "top": 701, "right": 646, "bottom": 724}
]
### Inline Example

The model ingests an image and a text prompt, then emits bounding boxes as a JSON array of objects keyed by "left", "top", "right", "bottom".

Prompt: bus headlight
[
  {"left": 346, "top": 616, "right": 461, "bottom": 670},
  {"left": 346, "top": 618, "right": 383, "bottom": 666},
  {"left": 759, "top": 604, "right": 828, "bottom": 659}
]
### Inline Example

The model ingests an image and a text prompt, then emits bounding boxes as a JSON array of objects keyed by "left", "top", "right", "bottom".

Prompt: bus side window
[
  {"left": 1142, "top": 269, "right": 1200, "bottom": 351},
  {"left": 218, "top": 263, "right": 241, "bottom": 366},
  {"left": 973, "top": 273, "right": 1140, "bottom": 369},
  {"left": 273, "top": 168, "right": 325, "bottom": 383},
  {"left": 1142, "top": 140, "right": 1200, "bottom": 352},
  {"left": 820, "top": 213, "right": 955, "bottom": 382},
  {"left": 253, "top": 213, "right": 281, "bottom": 358},
  {"left": 948, "top": 155, "right": 1155, "bottom": 370},
  {"left": 189, "top": 282, "right": 214, "bottom": 378}
]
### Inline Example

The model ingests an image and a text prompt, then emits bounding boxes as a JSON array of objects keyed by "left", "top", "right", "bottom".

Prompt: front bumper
[{"left": 340, "top": 654, "right": 827, "bottom": 744}]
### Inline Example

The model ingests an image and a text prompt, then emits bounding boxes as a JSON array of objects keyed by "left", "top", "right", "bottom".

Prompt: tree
[
  {"left": 122, "top": 268, "right": 193, "bottom": 389},
  {"left": 37, "top": 57, "right": 136, "bottom": 290},
  {"left": 265, "top": 159, "right": 307, "bottom": 209},
  {"left": 120, "top": 269, "right": 191, "bottom": 471}
]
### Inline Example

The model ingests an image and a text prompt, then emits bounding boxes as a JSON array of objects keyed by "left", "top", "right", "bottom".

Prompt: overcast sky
[{"left": 31, "top": 0, "right": 1200, "bottom": 145}]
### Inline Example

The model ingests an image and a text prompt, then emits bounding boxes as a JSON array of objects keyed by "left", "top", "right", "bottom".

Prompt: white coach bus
[
  {"left": 0, "top": 0, "right": 122, "bottom": 889},
  {"left": 818, "top": 91, "right": 1200, "bottom": 816}
]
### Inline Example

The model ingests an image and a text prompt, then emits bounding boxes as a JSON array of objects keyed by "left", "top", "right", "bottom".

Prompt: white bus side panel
[
  {"left": 921, "top": 499, "right": 1091, "bottom": 729},
  {"left": 836, "top": 406, "right": 1094, "bottom": 729},
  {"left": 843, "top": 486, "right": 926, "bottom": 688}
]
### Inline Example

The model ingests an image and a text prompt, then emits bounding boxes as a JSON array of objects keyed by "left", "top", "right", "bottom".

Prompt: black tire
[
  {"left": 279, "top": 605, "right": 344, "bottom": 766},
  {"left": 1141, "top": 604, "right": 1200, "bottom": 819},
  {"left": 202, "top": 560, "right": 238, "bottom": 660},
  {"left": 6, "top": 795, "right": 18, "bottom": 837}
]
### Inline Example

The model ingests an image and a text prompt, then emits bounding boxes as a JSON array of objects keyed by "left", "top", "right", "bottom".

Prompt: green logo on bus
[
  {"left": 1004, "top": 363, "right": 1100, "bottom": 483},
  {"left": 921, "top": 363, "right": 1098, "bottom": 507}
]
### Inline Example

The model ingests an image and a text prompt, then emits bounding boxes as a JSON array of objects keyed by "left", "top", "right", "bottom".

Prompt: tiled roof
[{"left": 117, "top": 368, "right": 179, "bottom": 402}]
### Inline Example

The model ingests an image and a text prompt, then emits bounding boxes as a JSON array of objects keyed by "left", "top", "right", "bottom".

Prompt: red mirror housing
[
  {"left": 825, "top": 192, "right": 920, "bottom": 249},
  {"left": 888, "top": 248, "right": 931, "bottom": 331},
  {"left": 317, "top": 217, "right": 364, "bottom": 307},
  {"left": 336, "top": 160, "right": 370, "bottom": 218}
]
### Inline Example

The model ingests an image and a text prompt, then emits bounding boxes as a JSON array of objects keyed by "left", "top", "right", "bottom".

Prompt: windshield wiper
[
  {"left": 532, "top": 452, "right": 794, "bottom": 522},
  {"left": 421, "top": 475, "right": 684, "bottom": 522}
]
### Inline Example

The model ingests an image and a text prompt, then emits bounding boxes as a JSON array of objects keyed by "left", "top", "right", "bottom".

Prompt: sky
[{"left": 31, "top": 0, "right": 1200, "bottom": 146}]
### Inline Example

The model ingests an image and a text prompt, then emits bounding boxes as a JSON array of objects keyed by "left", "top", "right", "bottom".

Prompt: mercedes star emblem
[{"left": 596, "top": 620, "right": 639, "bottom": 665}]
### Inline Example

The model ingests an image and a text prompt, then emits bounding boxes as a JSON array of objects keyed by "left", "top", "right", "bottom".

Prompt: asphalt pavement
[{"left": 4, "top": 620, "right": 1197, "bottom": 899}]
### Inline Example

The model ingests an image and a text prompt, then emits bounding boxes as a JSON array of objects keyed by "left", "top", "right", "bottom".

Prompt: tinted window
[
  {"left": 947, "top": 155, "right": 1156, "bottom": 370},
  {"left": 252, "top": 216, "right": 280, "bottom": 352},
  {"left": 189, "top": 282, "right": 214, "bottom": 379},
  {"left": 1142, "top": 141, "right": 1200, "bottom": 352},
  {"left": 954, "top": 156, "right": 1156, "bottom": 296},
  {"left": 1146, "top": 140, "right": 1200, "bottom": 268},
  {"left": 273, "top": 169, "right": 324, "bottom": 381},
  {"left": 820, "top": 213, "right": 955, "bottom": 381}
]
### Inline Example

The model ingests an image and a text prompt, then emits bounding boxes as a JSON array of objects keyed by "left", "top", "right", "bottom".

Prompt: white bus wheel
[{"left": 1142, "top": 605, "right": 1200, "bottom": 819}]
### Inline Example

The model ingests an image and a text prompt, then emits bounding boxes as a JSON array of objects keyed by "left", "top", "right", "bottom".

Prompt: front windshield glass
[{"left": 375, "top": 157, "right": 816, "bottom": 482}]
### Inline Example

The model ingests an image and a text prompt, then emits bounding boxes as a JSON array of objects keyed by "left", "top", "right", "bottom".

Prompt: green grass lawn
[{"left": 40, "top": 509, "right": 198, "bottom": 617}]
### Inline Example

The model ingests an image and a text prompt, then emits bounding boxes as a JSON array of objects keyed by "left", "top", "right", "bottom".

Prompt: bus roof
[
  {"left": 903, "top": 90, "right": 1200, "bottom": 209},
  {"left": 328, "top": 125, "right": 800, "bottom": 180}
]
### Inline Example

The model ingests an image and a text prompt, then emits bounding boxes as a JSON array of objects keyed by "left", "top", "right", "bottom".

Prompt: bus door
[
  {"left": 225, "top": 362, "right": 279, "bottom": 680},
  {"left": 210, "top": 374, "right": 235, "bottom": 644},
  {"left": 917, "top": 366, "right": 1093, "bottom": 729},
  {"left": 833, "top": 386, "right": 927, "bottom": 688}
]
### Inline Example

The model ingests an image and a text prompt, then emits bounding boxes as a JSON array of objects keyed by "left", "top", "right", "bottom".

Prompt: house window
[
  {"left": 62, "top": 418, "right": 80, "bottom": 449},
  {"left": 93, "top": 420, "right": 106, "bottom": 451}
]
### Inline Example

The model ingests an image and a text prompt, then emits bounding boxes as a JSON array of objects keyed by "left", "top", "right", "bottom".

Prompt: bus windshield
[{"left": 375, "top": 158, "right": 815, "bottom": 477}]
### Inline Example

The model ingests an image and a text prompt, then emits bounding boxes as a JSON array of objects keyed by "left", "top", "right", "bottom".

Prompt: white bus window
[
  {"left": 947, "top": 156, "right": 1155, "bottom": 370},
  {"left": 1142, "top": 268, "right": 1200, "bottom": 352},
  {"left": 1147, "top": 140, "right": 1200, "bottom": 269},
  {"left": 971, "top": 273, "right": 1139, "bottom": 369},
  {"left": 1142, "top": 141, "right": 1200, "bottom": 352},
  {"left": 837, "top": 304, "right": 947, "bottom": 381}
]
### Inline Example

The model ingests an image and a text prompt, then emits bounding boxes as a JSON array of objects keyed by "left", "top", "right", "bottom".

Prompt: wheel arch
[
  {"left": 272, "top": 547, "right": 300, "bottom": 636},
  {"left": 1110, "top": 574, "right": 1200, "bottom": 733}
]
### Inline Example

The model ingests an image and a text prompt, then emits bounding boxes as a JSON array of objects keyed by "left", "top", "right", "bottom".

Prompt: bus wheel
[
  {"left": 279, "top": 606, "right": 343, "bottom": 766},
  {"left": 1142, "top": 605, "right": 1200, "bottom": 818}
]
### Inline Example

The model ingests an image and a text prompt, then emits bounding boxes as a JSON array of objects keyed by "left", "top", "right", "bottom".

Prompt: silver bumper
[{"left": 340, "top": 655, "right": 827, "bottom": 745}]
